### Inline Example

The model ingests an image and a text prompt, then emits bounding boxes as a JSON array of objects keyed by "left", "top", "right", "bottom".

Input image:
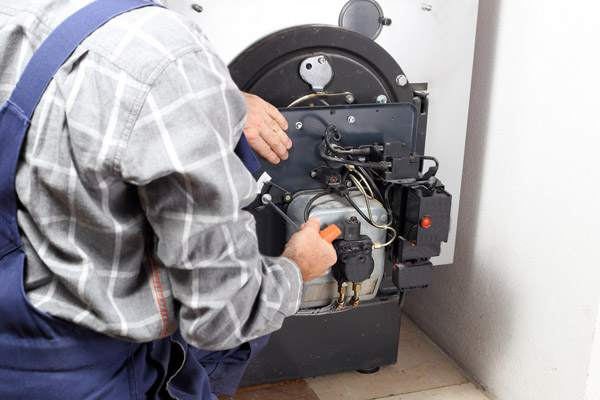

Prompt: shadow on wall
[{"left": 403, "top": 0, "right": 509, "bottom": 391}]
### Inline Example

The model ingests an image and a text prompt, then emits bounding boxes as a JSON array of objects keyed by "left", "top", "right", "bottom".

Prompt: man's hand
[
  {"left": 242, "top": 92, "right": 292, "bottom": 164},
  {"left": 282, "top": 218, "right": 337, "bottom": 282}
]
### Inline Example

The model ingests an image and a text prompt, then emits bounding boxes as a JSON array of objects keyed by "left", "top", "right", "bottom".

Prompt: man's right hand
[{"left": 282, "top": 218, "right": 337, "bottom": 282}]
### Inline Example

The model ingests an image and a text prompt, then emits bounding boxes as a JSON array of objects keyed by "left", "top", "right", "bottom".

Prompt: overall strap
[
  {"left": 0, "top": 0, "right": 162, "bottom": 255},
  {"left": 9, "top": 0, "right": 163, "bottom": 119}
]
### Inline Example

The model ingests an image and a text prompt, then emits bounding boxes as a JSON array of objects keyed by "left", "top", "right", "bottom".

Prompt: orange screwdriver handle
[{"left": 319, "top": 224, "right": 342, "bottom": 243}]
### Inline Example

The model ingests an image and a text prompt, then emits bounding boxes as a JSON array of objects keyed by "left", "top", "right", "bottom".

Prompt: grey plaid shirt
[{"left": 0, "top": 0, "right": 302, "bottom": 350}]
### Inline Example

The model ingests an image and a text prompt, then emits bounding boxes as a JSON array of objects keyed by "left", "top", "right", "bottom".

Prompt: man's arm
[{"left": 120, "top": 46, "right": 334, "bottom": 350}]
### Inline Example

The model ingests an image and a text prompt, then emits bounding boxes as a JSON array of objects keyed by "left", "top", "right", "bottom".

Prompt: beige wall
[{"left": 404, "top": 1, "right": 600, "bottom": 399}]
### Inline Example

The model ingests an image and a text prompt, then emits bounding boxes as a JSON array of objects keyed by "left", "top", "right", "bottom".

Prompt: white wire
[{"left": 348, "top": 171, "right": 397, "bottom": 248}]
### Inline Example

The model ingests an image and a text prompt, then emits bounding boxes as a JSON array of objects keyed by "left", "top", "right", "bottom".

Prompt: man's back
[{"left": 0, "top": 0, "right": 304, "bottom": 349}]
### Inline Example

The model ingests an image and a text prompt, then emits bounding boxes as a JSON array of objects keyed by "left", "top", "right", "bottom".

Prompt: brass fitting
[
  {"left": 335, "top": 282, "right": 348, "bottom": 309},
  {"left": 350, "top": 282, "right": 361, "bottom": 307}
]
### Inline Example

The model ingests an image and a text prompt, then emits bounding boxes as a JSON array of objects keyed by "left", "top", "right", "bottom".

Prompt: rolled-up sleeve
[{"left": 119, "top": 46, "right": 303, "bottom": 350}]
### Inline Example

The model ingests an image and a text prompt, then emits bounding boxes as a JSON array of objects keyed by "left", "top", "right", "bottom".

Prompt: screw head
[
  {"left": 376, "top": 95, "right": 388, "bottom": 104},
  {"left": 310, "top": 171, "right": 317, "bottom": 178},
  {"left": 284, "top": 194, "right": 292, "bottom": 202},
  {"left": 381, "top": 17, "right": 392, "bottom": 26},
  {"left": 318, "top": 56, "right": 326, "bottom": 64},
  {"left": 191, "top": 3, "right": 203, "bottom": 13},
  {"left": 395, "top": 75, "right": 408, "bottom": 86},
  {"left": 345, "top": 94, "right": 355, "bottom": 104},
  {"left": 347, "top": 116, "right": 356, "bottom": 124},
  {"left": 261, "top": 194, "right": 272, "bottom": 205},
  {"left": 421, "top": 3, "right": 433, "bottom": 12},
  {"left": 295, "top": 122, "right": 303, "bottom": 130},
  {"left": 345, "top": 180, "right": 353, "bottom": 187}
]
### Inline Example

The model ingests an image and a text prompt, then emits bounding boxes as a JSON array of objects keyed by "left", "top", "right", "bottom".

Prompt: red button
[{"left": 420, "top": 216, "right": 432, "bottom": 229}]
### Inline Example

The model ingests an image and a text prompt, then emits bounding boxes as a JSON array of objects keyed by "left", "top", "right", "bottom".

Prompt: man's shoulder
[{"left": 83, "top": 4, "right": 214, "bottom": 84}]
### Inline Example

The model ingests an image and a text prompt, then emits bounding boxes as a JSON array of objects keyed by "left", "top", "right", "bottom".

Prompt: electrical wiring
[
  {"left": 292, "top": 188, "right": 330, "bottom": 199},
  {"left": 348, "top": 173, "right": 397, "bottom": 248},
  {"left": 318, "top": 142, "right": 372, "bottom": 169},
  {"left": 319, "top": 126, "right": 388, "bottom": 170},
  {"left": 416, "top": 155, "right": 439, "bottom": 180},
  {"left": 357, "top": 166, "right": 383, "bottom": 203},
  {"left": 286, "top": 91, "right": 355, "bottom": 108},
  {"left": 343, "top": 193, "right": 377, "bottom": 228},
  {"left": 310, "top": 124, "right": 442, "bottom": 249},
  {"left": 303, "top": 190, "right": 332, "bottom": 222}
]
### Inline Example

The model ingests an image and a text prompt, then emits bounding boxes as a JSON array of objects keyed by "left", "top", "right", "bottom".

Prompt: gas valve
[{"left": 332, "top": 217, "right": 374, "bottom": 283}]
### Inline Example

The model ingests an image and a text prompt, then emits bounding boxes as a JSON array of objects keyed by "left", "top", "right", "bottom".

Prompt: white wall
[
  {"left": 586, "top": 302, "right": 600, "bottom": 400},
  {"left": 404, "top": 1, "right": 600, "bottom": 399}
]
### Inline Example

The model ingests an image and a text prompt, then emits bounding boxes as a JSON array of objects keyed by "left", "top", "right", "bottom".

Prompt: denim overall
[{"left": 0, "top": 0, "right": 264, "bottom": 398}]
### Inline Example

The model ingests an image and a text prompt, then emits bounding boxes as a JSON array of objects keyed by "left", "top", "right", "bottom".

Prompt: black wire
[
  {"left": 343, "top": 193, "right": 378, "bottom": 228},
  {"left": 350, "top": 171, "right": 393, "bottom": 229},
  {"left": 417, "top": 155, "right": 439, "bottom": 180},
  {"left": 324, "top": 127, "right": 353, "bottom": 156},
  {"left": 319, "top": 145, "right": 371, "bottom": 168},
  {"left": 419, "top": 155, "right": 439, "bottom": 167},
  {"left": 384, "top": 183, "right": 394, "bottom": 211},
  {"left": 303, "top": 190, "right": 332, "bottom": 222},
  {"left": 357, "top": 166, "right": 383, "bottom": 203},
  {"left": 382, "top": 183, "right": 395, "bottom": 227},
  {"left": 293, "top": 188, "right": 329, "bottom": 200},
  {"left": 319, "top": 127, "right": 371, "bottom": 168}
]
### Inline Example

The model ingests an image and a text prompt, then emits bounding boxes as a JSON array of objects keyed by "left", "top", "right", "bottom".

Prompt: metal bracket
[{"left": 299, "top": 55, "right": 333, "bottom": 93}]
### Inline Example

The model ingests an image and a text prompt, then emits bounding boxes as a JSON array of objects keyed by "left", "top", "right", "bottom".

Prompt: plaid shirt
[{"left": 0, "top": 0, "right": 302, "bottom": 350}]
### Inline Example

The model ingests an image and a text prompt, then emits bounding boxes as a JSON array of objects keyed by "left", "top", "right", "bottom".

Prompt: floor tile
[
  {"left": 376, "top": 383, "right": 489, "bottom": 399},
  {"left": 305, "top": 317, "right": 468, "bottom": 400},
  {"left": 233, "top": 379, "right": 319, "bottom": 400}
]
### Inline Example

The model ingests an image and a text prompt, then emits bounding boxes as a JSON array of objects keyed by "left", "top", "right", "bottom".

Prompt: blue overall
[{"left": 0, "top": 0, "right": 263, "bottom": 398}]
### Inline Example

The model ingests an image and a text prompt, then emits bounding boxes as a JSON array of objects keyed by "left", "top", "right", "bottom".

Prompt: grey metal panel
[
  {"left": 287, "top": 193, "right": 388, "bottom": 307},
  {"left": 254, "top": 103, "right": 418, "bottom": 191}
]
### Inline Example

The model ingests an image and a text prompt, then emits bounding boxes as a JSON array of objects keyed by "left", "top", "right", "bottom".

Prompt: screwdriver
[{"left": 261, "top": 194, "right": 342, "bottom": 243}]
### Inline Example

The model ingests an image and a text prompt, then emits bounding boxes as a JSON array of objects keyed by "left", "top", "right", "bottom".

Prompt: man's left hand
[{"left": 242, "top": 92, "right": 292, "bottom": 164}]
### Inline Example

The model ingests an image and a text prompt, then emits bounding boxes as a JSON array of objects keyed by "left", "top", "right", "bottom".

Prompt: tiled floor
[{"left": 234, "top": 316, "right": 490, "bottom": 400}]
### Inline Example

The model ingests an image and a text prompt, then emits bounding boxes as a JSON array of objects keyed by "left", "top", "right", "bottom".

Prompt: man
[{"left": 0, "top": 0, "right": 336, "bottom": 398}]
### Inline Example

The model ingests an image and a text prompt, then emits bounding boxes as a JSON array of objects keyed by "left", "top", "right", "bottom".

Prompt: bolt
[
  {"left": 395, "top": 74, "right": 408, "bottom": 86},
  {"left": 310, "top": 171, "right": 317, "bottom": 178},
  {"left": 295, "top": 122, "right": 303, "bottom": 130},
  {"left": 376, "top": 95, "right": 388, "bottom": 104},
  {"left": 318, "top": 56, "right": 326, "bottom": 64},
  {"left": 381, "top": 17, "right": 392, "bottom": 26},
  {"left": 345, "top": 180, "right": 353, "bottom": 188},
  {"left": 421, "top": 3, "right": 433, "bottom": 12},
  {"left": 347, "top": 116, "right": 356, "bottom": 124},
  {"left": 261, "top": 194, "right": 272, "bottom": 205},
  {"left": 191, "top": 3, "right": 203, "bottom": 13},
  {"left": 335, "top": 282, "right": 348, "bottom": 309},
  {"left": 350, "top": 283, "right": 361, "bottom": 306},
  {"left": 284, "top": 194, "right": 292, "bottom": 202},
  {"left": 345, "top": 94, "right": 355, "bottom": 104}
]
